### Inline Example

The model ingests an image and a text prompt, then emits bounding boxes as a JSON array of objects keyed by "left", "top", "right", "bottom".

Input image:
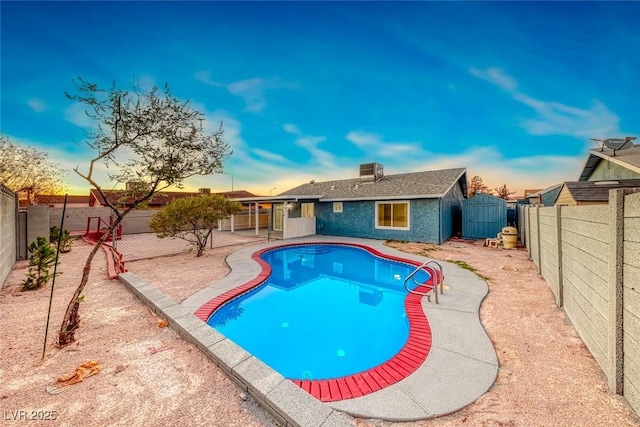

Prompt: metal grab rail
[{"left": 403, "top": 260, "right": 444, "bottom": 304}]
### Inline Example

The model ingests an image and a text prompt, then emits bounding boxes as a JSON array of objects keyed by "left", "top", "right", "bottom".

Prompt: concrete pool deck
[{"left": 119, "top": 235, "right": 498, "bottom": 425}]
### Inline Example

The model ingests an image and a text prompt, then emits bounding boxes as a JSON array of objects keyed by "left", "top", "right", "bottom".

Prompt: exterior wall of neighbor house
[
  {"left": 315, "top": 198, "right": 441, "bottom": 243},
  {"left": 440, "top": 181, "right": 465, "bottom": 242},
  {"left": 541, "top": 187, "right": 562, "bottom": 206},
  {"left": 555, "top": 187, "right": 577, "bottom": 206},
  {"left": 588, "top": 160, "right": 640, "bottom": 181}
]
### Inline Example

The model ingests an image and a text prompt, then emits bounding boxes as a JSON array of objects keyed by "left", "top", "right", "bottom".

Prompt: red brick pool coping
[{"left": 194, "top": 242, "right": 439, "bottom": 403}]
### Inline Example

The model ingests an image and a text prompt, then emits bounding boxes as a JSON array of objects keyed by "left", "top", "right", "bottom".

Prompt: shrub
[
  {"left": 21, "top": 237, "right": 58, "bottom": 291},
  {"left": 50, "top": 226, "right": 73, "bottom": 253}
]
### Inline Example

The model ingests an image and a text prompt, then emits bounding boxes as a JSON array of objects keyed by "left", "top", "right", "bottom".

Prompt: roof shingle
[{"left": 279, "top": 168, "right": 467, "bottom": 201}]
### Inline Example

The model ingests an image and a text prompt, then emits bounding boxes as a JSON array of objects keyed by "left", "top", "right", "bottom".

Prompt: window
[
  {"left": 301, "top": 203, "right": 315, "bottom": 218},
  {"left": 375, "top": 201, "right": 409, "bottom": 229},
  {"left": 333, "top": 202, "right": 343, "bottom": 213}
]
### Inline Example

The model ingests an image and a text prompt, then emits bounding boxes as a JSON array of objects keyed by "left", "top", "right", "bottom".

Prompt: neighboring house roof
[
  {"left": 559, "top": 179, "right": 640, "bottom": 203},
  {"left": 578, "top": 145, "right": 640, "bottom": 181},
  {"left": 526, "top": 184, "right": 562, "bottom": 199},
  {"left": 279, "top": 168, "right": 467, "bottom": 202},
  {"left": 523, "top": 188, "right": 543, "bottom": 197},
  {"left": 536, "top": 184, "right": 563, "bottom": 206},
  {"left": 35, "top": 194, "right": 91, "bottom": 205},
  {"left": 90, "top": 189, "right": 256, "bottom": 207}
]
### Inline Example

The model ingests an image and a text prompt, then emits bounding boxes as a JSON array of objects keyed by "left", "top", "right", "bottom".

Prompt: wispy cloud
[
  {"left": 26, "top": 98, "right": 47, "bottom": 113},
  {"left": 346, "top": 130, "right": 420, "bottom": 157},
  {"left": 283, "top": 123, "right": 335, "bottom": 168},
  {"left": 195, "top": 71, "right": 297, "bottom": 113},
  {"left": 470, "top": 67, "right": 621, "bottom": 138},
  {"left": 252, "top": 148, "right": 288, "bottom": 162},
  {"left": 64, "top": 102, "right": 93, "bottom": 128},
  {"left": 469, "top": 67, "right": 518, "bottom": 91}
]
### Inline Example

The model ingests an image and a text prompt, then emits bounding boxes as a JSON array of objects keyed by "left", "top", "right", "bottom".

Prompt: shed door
[{"left": 467, "top": 203, "right": 502, "bottom": 238}]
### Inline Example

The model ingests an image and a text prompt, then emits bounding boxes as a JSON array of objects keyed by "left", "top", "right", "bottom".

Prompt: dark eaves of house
[
  {"left": 279, "top": 168, "right": 467, "bottom": 201},
  {"left": 564, "top": 179, "right": 640, "bottom": 202}
]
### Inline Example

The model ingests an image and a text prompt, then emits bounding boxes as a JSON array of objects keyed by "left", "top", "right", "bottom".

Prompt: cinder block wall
[
  {"left": 560, "top": 205, "right": 610, "bottom": 370},
  {"left": 623, "top": 192, "right": 640, "bottom": 413},
  {"left": 50, "top": 207, "right": 112, "bottom": 233},
  {"left": 529, "top": 207, "right": 540, "bottom": 267},
  {"left": 539, "top": 207, "right": 560, "bottom": 301},
  {"left": 121, "top": 210, "right": 155, "bottom": 234},
  {"left": 26, "top": 205, "right": 50, "bottom": 249},
  {"left": 0, "top": 184, "right": 17, "bottom": 288}
]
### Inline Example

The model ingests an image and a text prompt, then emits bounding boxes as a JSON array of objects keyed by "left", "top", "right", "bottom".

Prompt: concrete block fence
[
  {"left": 0, "top": 183, "right": 18, "bottom": 288},
  {"left": 521, "top": 189, "right": 640, "bottom": 416}
]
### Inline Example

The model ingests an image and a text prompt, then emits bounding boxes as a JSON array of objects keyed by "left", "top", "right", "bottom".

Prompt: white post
[
  {"left": 230, "top": 214, "right": 235, "bottom": 233},
  {"left": 255, "top": 202, "right": 260, "bottom": 236},
  {"left": 283, "top": 202, "right": 289, "bottom": 239}
]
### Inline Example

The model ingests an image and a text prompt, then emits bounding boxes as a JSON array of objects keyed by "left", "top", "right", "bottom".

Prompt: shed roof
[
  {"left": 464, "top": 192, "right": 507, "bottom": 203},
  {"left": 278, "top": 168, "right": 467, "bottom": 201},
  {"left": 578, "top": 145, "right": 640, "bottom": 181},
  {"left": 561, "top": 179, "right": 640, "bottom": 202}
]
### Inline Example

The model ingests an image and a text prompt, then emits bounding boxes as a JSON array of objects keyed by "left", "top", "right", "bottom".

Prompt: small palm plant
[{"left": 21, "top": 237, "right": 58, "bottom": 291}]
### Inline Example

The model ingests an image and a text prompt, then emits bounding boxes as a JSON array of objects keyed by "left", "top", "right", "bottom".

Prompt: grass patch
[{"left": 449, "top": 259, "right": 490, "bottom": 281}]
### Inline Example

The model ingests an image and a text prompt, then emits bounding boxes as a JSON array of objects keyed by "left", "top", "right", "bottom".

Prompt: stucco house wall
[
  {"left": 589, "top": 160, "right": 640, "bottom": 181},
  {"left": 440, "top": 180, "right": 464, "bottom": 242},
  {"left": 315, "top": 199, "right": 441, "bottom": 243}
]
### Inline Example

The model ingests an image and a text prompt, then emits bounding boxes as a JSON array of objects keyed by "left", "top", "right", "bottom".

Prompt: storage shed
[{"left": 462, "top": 193, "right": 507, "bottom": 239}]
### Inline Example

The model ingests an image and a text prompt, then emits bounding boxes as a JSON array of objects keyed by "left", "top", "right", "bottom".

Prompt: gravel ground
[{"left": 1, "top": 236, "right": 639, "bottom": 426}]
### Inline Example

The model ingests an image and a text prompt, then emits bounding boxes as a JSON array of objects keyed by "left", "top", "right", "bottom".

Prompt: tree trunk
[{"left": 57, "top": 220, "right": 121, "bottom": 347}]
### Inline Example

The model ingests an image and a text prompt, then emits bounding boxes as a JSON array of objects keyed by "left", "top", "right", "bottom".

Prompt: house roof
[
  {"left": 561, "top": 179, "right": 640, "bottom": 203},
  {"left": 578, "top": 145, "right": 640, "bottom": 181},
  {"left": 34, "top": 194, "right": 91, "bottom": 205},
  {"left": 90, "top": 189, "right": 256, "bottom": 207},
  {"left": 526, "top": 183, "right": 563, "bottom": 199},
  {"left": 278, "top": 168, "right": 467, "bottom": 202}
]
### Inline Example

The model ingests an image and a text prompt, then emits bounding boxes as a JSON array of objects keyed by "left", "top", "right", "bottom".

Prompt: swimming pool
[{"left": 202, "top": 243, "right": 436, "bottom": 401}]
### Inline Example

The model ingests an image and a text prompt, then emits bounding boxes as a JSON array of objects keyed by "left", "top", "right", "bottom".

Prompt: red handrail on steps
[{"left": 84, "top": 216, "right": 123, "bottom": 242}]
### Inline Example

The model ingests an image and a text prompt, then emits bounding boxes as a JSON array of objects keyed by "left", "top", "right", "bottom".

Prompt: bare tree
[
  {"left": 468, "top": 175, "right": 490, "bottom": 197},
  {"left": 57, "top": 78, "right": 232, "bottom": 346},
  {"left": 0, "top": 135, "right": 66, "bottom": 204},
  {"left": 494, "top": 184, "right": 516, "bottom": 200}
]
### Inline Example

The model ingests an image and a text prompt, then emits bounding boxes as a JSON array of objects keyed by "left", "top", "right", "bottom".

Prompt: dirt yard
[{"left": 1, "top": 236, "right": 639, "bottom": 426}]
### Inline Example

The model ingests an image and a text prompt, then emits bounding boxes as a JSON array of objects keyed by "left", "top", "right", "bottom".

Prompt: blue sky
[{"left": 2, "top": 1, "right": 639, "bottom": 196}]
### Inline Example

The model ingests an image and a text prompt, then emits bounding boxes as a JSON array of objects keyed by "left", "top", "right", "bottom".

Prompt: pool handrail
[{"left": 403, "top": 260, "right": 444, "bottom": 303}]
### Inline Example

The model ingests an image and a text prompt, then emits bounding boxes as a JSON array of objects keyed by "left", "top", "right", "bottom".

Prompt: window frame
[
  {"left": 333, "top": 202, "right": 343, "bottom": 213},
  {"left": 375, "top": 201, "right": 410, "bottom": 230}
]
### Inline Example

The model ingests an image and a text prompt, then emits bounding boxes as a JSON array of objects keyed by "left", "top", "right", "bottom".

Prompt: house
[
  {"left": 578, "top": 143, "right": 640, "bottom": 181},
  {"left": 271, "top": 164, "right": 468, "bottom": 244},
  {"left": 89, "top": 188, "right": 256, "bottom": 208},
  {"left": 525, "top": 184, "right": 563, "bottom": 206},
  {"left": 554, "top": 179, "right": 640, "bottom": 206},
  {"left": 549, "top": 140, "right": 640, "bottom": 206}
]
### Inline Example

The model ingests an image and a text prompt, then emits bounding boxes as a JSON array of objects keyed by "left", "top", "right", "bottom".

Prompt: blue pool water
[{"left": 208, "top": 244, "right": 429, "bottom": 380}]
